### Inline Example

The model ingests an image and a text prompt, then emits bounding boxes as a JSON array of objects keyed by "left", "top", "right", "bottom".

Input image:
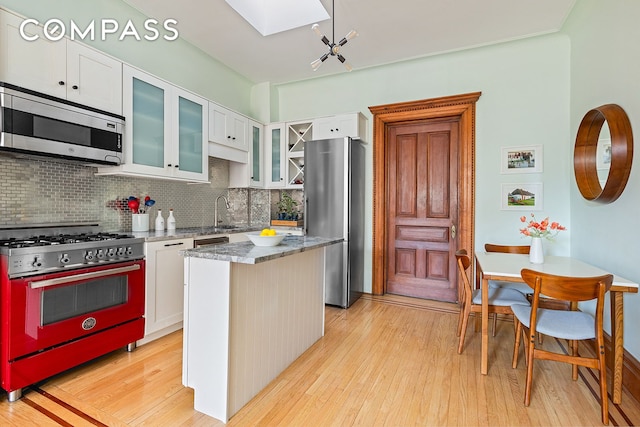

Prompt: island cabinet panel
[{"left": 182, "top": 247, "right": 325, "bottom": 423}]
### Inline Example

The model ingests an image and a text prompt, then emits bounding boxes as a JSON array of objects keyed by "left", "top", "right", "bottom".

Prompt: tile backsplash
[{"left": 0, "top": 153, "right": 301, "bottom": 231}]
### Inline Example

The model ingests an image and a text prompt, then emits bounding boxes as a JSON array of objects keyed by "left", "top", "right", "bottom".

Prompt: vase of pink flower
[{"left": 519, "top": 214, "right": 566, "bottom": 264}]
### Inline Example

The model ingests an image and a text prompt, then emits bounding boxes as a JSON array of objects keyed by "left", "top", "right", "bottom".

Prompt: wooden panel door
[{"left": 386, "top": 119, "right": 459, "bottom": 301}]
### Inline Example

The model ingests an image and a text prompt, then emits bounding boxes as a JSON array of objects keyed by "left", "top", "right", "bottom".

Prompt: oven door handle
[{"left": 29, "top": 264, "right": 141, "bottom": 289}]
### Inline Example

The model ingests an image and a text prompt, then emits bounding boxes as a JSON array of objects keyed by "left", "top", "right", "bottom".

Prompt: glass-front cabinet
[
  {"left": 249, "top": 120, "right": 264, "bottom": 187},
  {"left": 130, "top": 76, "right": 167, "bottom": 170},
  {"left": 174, "top": 88, "right": 207, "bottom": 181},
  {"left": 265, "top": 123, "right": 285, "bottom": 188},
  {"left": 98, "top": 65, "right": 208, "bottom": 183}
]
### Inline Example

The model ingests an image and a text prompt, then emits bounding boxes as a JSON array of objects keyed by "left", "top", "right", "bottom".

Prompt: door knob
[{"left": 451, "top": 225, "right": 456, "bottom": 239}]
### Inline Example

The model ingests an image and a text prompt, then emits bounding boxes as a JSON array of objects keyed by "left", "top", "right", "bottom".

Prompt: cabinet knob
[
  {"left": 58, "top": 81, "right": 65, "bottom": 86},
  {"left": 174, "top": 165, "right": 179, "bottom": 168},
  {"left": 167, "top": 164, "right": 172, "bottom": 167},
  {"left": 72, "top": 85, "right": 78, "bottom": 90}
]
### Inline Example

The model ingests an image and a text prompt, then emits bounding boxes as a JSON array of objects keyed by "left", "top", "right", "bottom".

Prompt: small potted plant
[{"left": 276, "top": 192, "right": 299, "bottom": 221}]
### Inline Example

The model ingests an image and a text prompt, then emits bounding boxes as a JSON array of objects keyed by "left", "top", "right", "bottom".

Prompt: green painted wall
[
  {"left": 563, "top": 0, "right": 640, "bottom": 359},
  {"left": 0, "top": 0, "right": 254, "bottom": 114},
  {"left": 274, "top": 34, "right": 572, "bottom": 297}
]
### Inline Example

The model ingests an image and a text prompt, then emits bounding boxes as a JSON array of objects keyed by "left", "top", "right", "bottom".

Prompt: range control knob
[
  {"left": 85, "top": 251, "right": 95, "bottom": 261},
  {"left": 32, "top": 256, "right": 43, "bottom": 268},
  {"left": 117, "top": 247, "right": 125, "bottom": 256},
  {"left": 96, "top": 249, "right": 105, "bottom": 260},
  {"left": 60, "top": 253, "right": 70, "bottom": 264},
  {"left": 125, "top": 247, "right": 133, "bottom": 256},
  {"left": 107, "top": 248, "right": 116, "bottom": 257}
]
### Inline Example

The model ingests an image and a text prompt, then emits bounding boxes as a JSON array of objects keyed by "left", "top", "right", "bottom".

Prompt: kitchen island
[{"left": 180, "top": 235, "right": 342, "bottom": 423}]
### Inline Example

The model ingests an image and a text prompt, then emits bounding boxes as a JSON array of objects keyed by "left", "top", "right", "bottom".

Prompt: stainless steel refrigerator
[{"left": 304, "top": 137, "right": 365, "bottom": 308}]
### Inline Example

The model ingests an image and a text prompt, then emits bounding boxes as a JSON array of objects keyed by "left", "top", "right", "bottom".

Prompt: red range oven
[{"left": 0, "top": 224, "right": 145, "bottom": 401}]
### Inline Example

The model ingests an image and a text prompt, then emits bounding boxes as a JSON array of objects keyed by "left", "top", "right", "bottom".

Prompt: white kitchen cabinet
[
  {"left": 312, "top": 112, "right": 367, "bottom": 141},
  {"left": 248, "top": 120, "right": 264, "bottom": 187},
  {"left": 139, "top": 237, "right": 194, "bottom": 345},
  {"left": 0, "top": 9, "right": 122, "bottom": 114},
  {"left": 97, "top": 66, "right": 209, "bottom": 183},
  {"left": 65, "top": 42, "right": 123, "bottom": 115},
  {"left": 228, "top": 119, "right": 264, "bottom": 188},
  {"left": 265, "top": 120, "right": 312, "bottom": 189},
  {"left": 209, "top": 103, "right": 248, "bottom": 152},
  {"left": 265, "top": 123, "right": 286, "bottom": 188}
]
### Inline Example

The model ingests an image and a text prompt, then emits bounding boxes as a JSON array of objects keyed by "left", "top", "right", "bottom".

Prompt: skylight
[{"left": 225, "top": 0, "right": 330, "bottom": 36}]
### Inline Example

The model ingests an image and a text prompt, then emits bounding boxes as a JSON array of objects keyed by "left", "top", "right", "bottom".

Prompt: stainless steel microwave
[{"left": 0, "top": 82, "right": 124, "bottom": 165}]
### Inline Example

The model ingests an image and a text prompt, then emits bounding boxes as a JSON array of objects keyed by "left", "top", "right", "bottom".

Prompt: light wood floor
[{"left": 1, "top": 295, "right": 639, "bottom": 426}]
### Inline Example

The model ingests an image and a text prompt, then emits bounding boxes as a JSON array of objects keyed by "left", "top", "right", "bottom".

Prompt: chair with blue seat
[
  {"left": 455, "top": 249, "right": 530, "bottom": 354},
  {"left": 484, "top": 243, "right": 533, "bottom": 295},
  {"left": 484, "top": 244, "right": 533, "bottom": 335},
  {"left": 511, "top": 269, "right": 613, "bottom": 425}
]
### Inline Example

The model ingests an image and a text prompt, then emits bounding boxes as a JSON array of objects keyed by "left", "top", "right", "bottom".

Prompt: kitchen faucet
[{"left": 214, "top": 195, "right": 231, "bottom": 227}]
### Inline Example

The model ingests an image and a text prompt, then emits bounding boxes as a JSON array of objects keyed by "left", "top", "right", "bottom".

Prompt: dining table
[{"left": 474, "top": 251, "right": 638, "bottom": 405}]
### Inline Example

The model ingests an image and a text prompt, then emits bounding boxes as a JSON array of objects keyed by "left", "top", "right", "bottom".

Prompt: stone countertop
[
  {"left": 130, "top": 225, "right": 262, "bottom": 242},
  {"left": 180, "top": 235, "right": 343, "bottom": 265}
]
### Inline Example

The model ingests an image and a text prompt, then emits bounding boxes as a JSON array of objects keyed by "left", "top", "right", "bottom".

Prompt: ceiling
[{"left": 122, "top": 0, "right": 576, "bottom": 85}]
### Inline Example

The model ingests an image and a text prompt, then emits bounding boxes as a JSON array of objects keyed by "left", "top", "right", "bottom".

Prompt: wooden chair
[
  {"left": 511, "top": 269, "right": 613, "bottom": 425},
  {"left": 484, "top": 244, "right": 534, "bottom": 294},
  {"left": 484, "top": 244, "right": 533, "bottom": 335},
  {"left": 455, "top": 249, "right": 530, "bottom": 354}
]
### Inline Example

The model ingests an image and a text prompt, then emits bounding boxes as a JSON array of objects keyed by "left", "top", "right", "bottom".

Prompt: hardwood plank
[{"left": 1, "top": 296, "right": 639, "bottom": 426}]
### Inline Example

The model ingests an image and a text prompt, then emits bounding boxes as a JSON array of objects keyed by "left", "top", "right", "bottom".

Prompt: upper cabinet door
[
  {"left": 0, "top": 10, "right": 123, "bottom": 115},
  {"left": 0, "top": 10, "right": 66, "bottom": 98},
  {"left": 249, "top": 120, "right": 264, "bottom": 187},
  {"left": 265, "top": 123, "right": 286, "bottom": 188},
  {"left": 312, "top": 113, "right": 367, "bottom": 141},
  {"left": 208, "top": 103, "right": 248, "bottom": 152},
  {"left": 174, "top": 88, "right": 208, "bottom": 181},
  {"left": 66, "top": 42, "right": 122, "bottom": 114},
  {"left": 124, "top": 66, "right": 171, "bottom": 174}
]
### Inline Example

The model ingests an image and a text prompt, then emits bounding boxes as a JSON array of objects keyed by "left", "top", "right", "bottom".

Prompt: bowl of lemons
[{"left": 245, "top": 228, "right": 287, "bottom": 247}]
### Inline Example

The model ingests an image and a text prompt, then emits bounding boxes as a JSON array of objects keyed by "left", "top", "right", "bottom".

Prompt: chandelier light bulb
[
  {"left": 311, "top": 53, "right": 329, "bottom": 71},
  {"left": 311, "top": 23, "right": 322, "bottom": 37},
  {"left": 345, "top": 29, "right": 358, "bottom": 41}
]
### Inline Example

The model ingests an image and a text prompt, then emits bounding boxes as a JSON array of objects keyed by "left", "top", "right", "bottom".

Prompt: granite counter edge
[{"left": 180, "top": 236, "right": 343, "bottom": 264}]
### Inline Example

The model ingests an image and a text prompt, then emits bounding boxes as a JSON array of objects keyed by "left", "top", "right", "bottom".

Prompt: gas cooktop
[
  {"left": 0, "top": 232, "right": 136, "bottom": 249},
  {"left": 0, "top": 223, "right": 145, "bottom": 278}
]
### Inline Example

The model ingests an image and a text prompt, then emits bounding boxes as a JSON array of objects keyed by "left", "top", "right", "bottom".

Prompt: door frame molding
[{"left": 369, "top": 92, "right": 481, "bottom": 296}]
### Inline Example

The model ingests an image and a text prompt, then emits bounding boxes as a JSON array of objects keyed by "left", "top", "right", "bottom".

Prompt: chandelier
[{"left": 310, "top": 0, "right": 358, "bottom": 72}]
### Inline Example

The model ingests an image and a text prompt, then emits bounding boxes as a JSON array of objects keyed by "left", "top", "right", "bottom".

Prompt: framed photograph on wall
[
  {"left": 500, "top": 183, "right": 543, "bottom": 211},
  {"left": 500, "top": 145, "right": 543, "bottom": 174}
]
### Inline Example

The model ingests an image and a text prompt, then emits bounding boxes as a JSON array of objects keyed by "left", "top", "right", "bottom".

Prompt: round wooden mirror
[{"left": 574, "top": 104, "right": 634, "bottom": 203}]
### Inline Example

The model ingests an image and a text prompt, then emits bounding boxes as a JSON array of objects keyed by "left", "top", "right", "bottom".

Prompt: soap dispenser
[
  {"left": 155, "top": 209, "right": 165, "bottom": 231},
  {"left": 167, "top": 209, "right": 176, "bottom": 231}
]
